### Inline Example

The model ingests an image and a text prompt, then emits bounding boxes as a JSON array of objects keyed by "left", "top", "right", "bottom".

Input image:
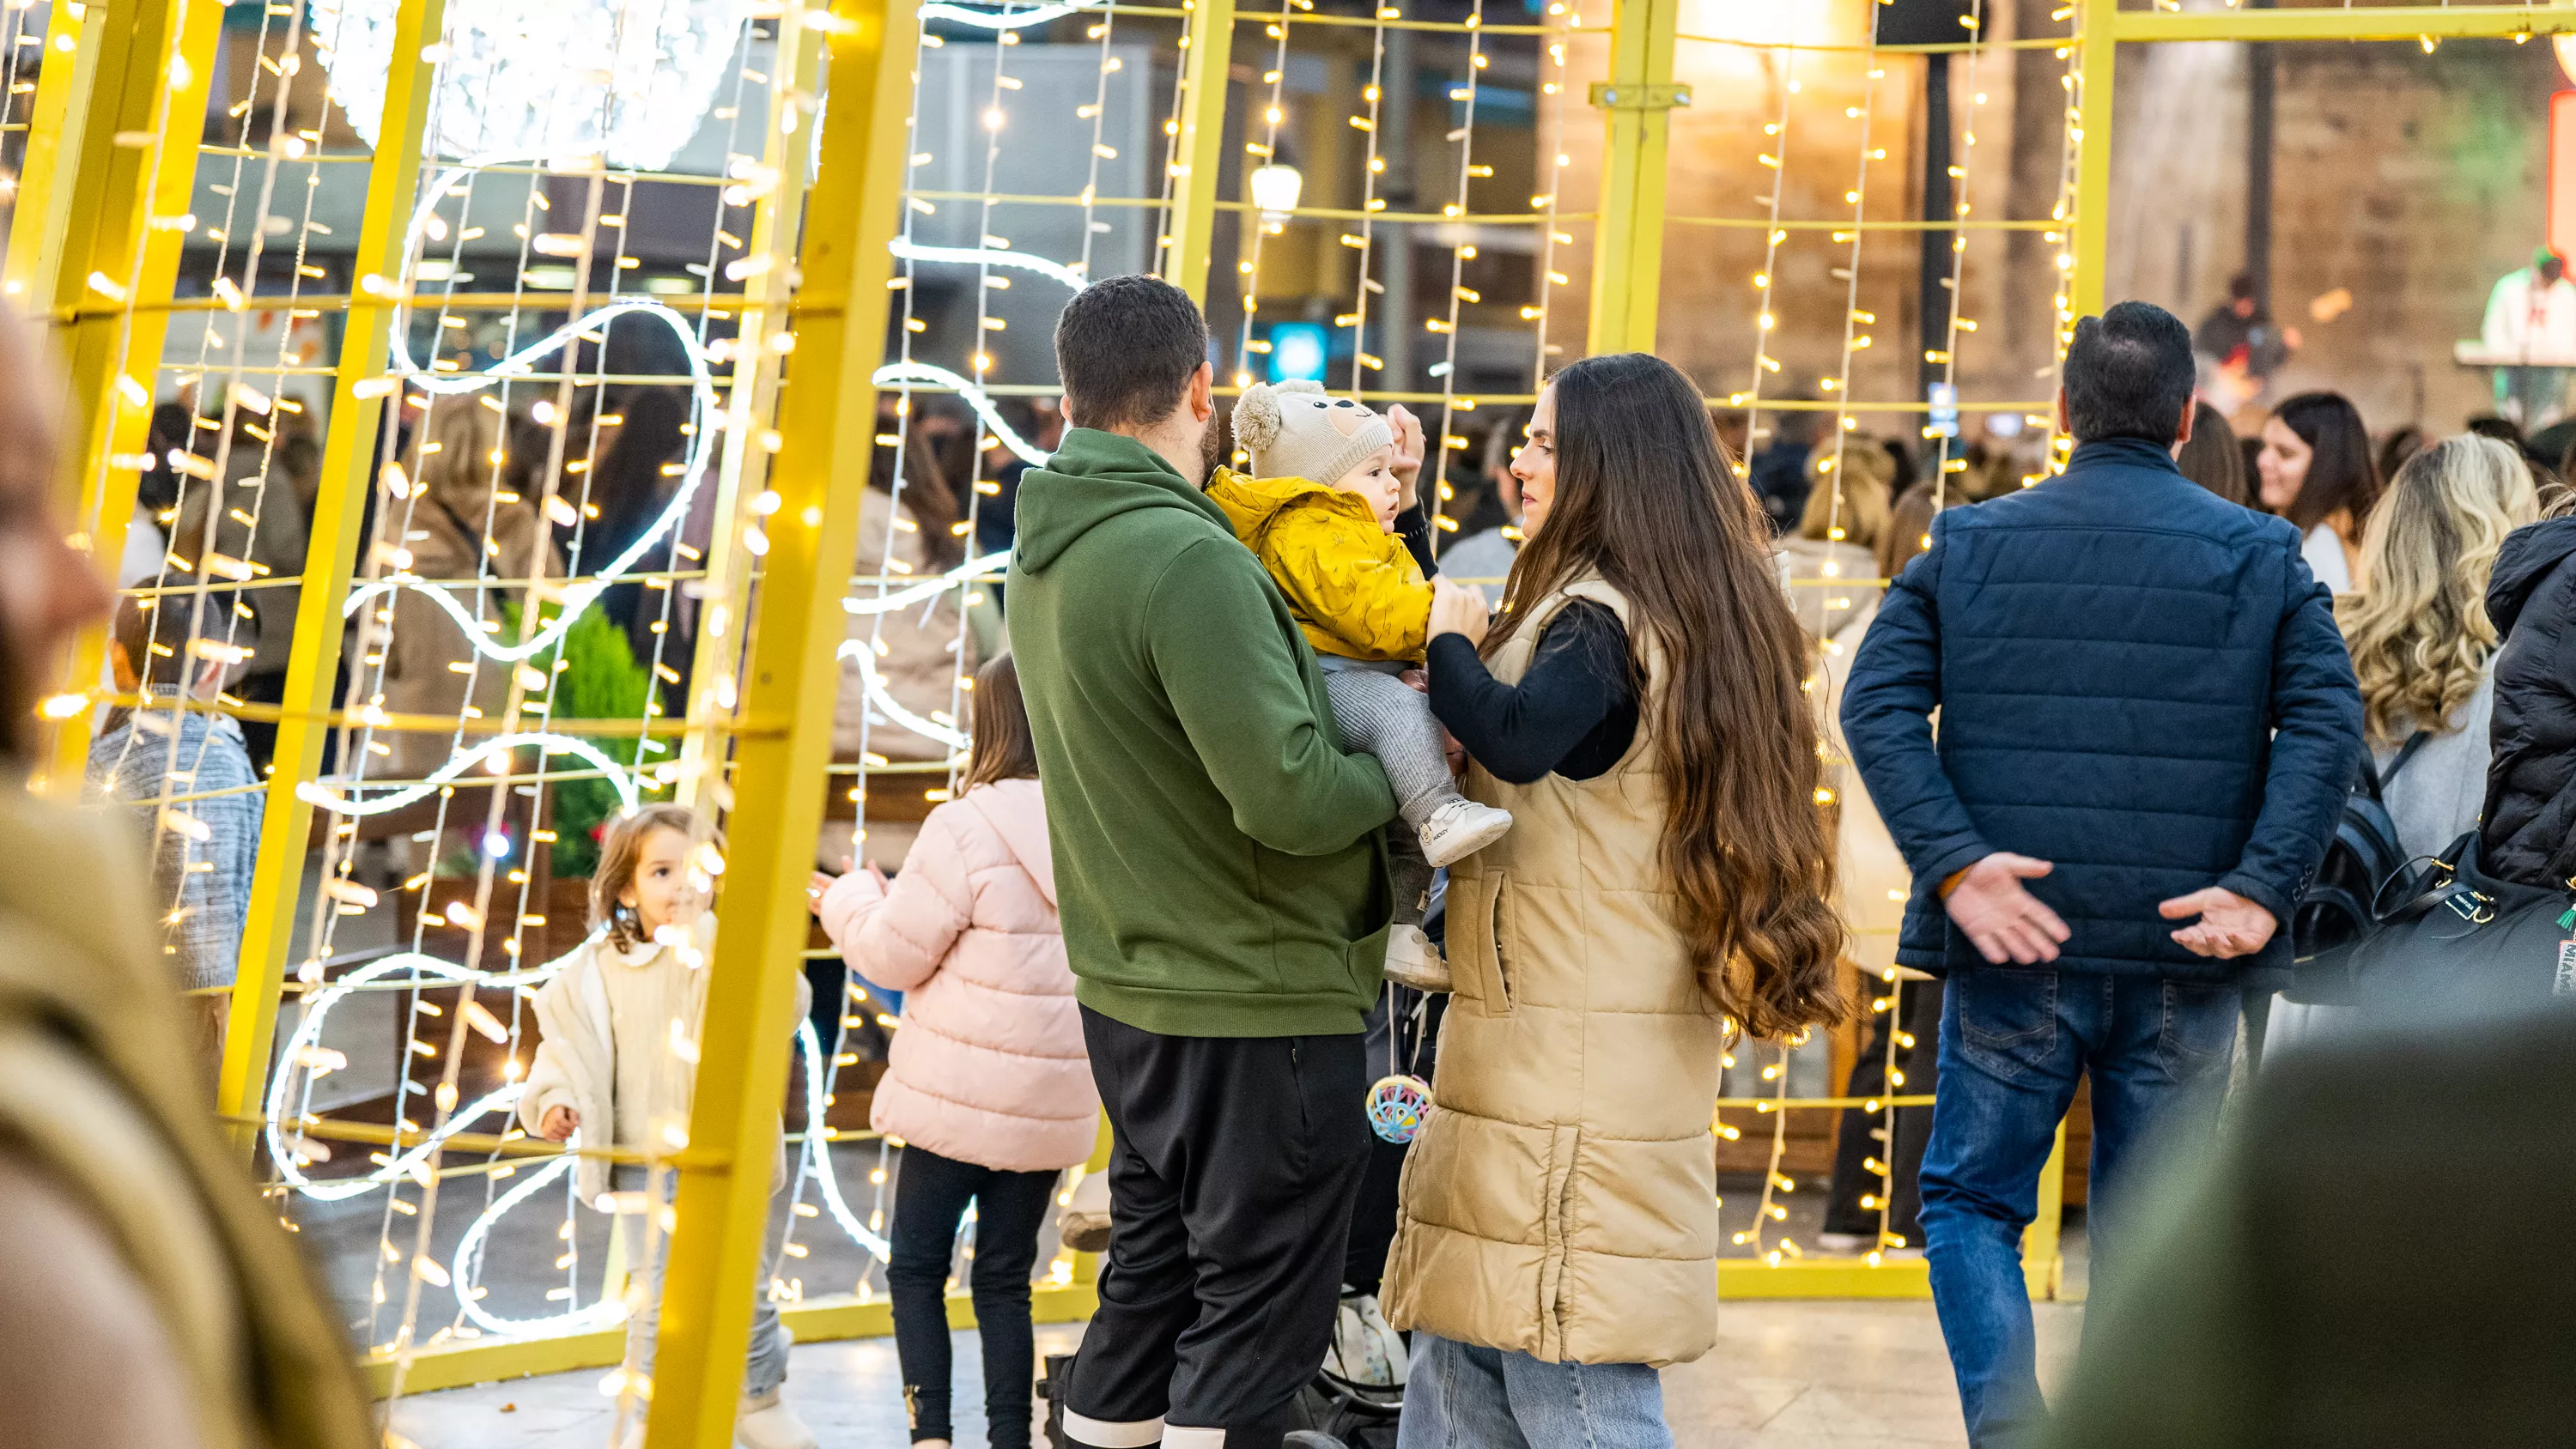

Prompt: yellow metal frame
[
  {"left": 367, "top": 1284, "right": 1103, "bottom": 1397},
  {"left": 1160, "top": 0, "right": 1240, "bottom": 303},
  {"left": 2, "top": 0, "right": 93, "bottom": 295},
  {"left": 15, "top": 0, "right": 2571, "bottom": 1421},
  {"left": 27, "top": 0, "right": 220, "bottom": 798},
  {"left": 222, "top": 0, "right": 453, "bottom": 1140},
  {"left": 642, "top": 1, "right": 918, "bottom": 1444}
]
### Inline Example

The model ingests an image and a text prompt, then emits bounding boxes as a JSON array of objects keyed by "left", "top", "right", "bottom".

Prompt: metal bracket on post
[{"left": 1586, "top": 82, "right": 1692, "bottom": 110}]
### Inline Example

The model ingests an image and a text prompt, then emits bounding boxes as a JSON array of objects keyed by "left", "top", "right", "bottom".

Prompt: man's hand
[
  {"left": 538, "top": 1106, "right": 579, "bottom": 1143},
  {"left": 1945, "top": 852, "right": 2071, "bottom": 966},
  {"left": 2158, "top": 887, "right": 2278, "bottom": 959},
  {"left": 1388, "top": 403, "right": 1425, "bottom": 495},
  {"left": 1429, "top": 578, "right": 1489, "bottom": 646}
]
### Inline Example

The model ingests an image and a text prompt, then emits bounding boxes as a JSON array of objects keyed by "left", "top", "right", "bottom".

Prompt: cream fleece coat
[
  {"left": 518, "top": 915, "right": 805, "bottom": 1204},
  {"left": 817, "top": 779, "right": 1097, "bottom": 1171}
]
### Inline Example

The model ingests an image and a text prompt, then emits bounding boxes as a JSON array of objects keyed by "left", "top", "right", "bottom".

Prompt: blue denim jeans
[
  {"left": 1919, "top": 968, "right": 2238, "bottom": 1448},
  {"left": 1397, "top": 1331, "right": 1672, "bottom": 1449}
]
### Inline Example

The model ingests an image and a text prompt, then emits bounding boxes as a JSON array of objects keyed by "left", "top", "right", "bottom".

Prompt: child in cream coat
[{"left": 521, "top": 803, "right": 814, "bottom": 1449}]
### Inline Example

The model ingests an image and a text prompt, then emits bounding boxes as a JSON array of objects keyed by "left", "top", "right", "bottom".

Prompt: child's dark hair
[
  {"left": 592, "top": 802, "right": 720, "bottom": 951},
  {"left": 114, "top": 587, "right": 258, "bottom": 690},
  {"left": 961, "top": 652, "right": 1038, "bottom": 791}
]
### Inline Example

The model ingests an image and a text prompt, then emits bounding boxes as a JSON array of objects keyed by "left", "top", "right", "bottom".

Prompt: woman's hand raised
[{"left": 1429, "top": 577, "right": 1491, "bottom": 646}]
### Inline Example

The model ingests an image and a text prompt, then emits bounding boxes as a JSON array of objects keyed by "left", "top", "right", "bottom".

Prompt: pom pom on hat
[
  {"left": 1232, "top": 379, "right": 1391, "bottom": 488},
  {"left": 1232, "top": 379, "right": 1309, "bottom": 455}
]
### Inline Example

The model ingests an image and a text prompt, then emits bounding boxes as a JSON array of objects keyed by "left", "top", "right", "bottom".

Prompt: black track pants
[{"left": 1061, "top": 1008, "right": 1370, "bottom": 1449}]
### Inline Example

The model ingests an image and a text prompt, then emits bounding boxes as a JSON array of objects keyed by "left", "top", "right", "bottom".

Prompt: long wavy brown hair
[{"left": 1491, "top": 353, "right": 1845, "bottom": 1039}]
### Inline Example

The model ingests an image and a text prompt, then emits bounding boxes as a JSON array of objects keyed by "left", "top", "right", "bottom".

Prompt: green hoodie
[{"left": 1008, "top": 427, "right": 1397, "bottom": 1037}]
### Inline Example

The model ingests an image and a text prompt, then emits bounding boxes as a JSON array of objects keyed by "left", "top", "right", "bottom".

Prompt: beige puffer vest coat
[{"left": 1382, "top": 579, "right": 1726, "bottom": 1367}]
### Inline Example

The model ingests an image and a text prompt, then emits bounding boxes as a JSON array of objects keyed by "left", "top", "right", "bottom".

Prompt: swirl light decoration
[{"left": 267, "top": 949, "right": 888, "bottom": 1337}]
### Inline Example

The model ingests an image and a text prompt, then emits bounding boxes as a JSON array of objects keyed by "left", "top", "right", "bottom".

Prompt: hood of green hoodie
[{"left": 1011, "top": 427, "right": 1230, "bottom": 574}]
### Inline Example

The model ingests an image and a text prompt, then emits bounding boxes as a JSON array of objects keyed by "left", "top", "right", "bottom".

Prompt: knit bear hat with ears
[{"left": 1234, "top": 379, "right": 1395, "bottom": 488}]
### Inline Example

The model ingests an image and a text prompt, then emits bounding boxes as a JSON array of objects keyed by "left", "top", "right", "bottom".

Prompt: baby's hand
[
  {"left": 1429, "top": 578, "right": 1490, "bottom": 646},
  {"left": 1388, "top": 405, "right": 1425, "bottom": 493},
  {"left": 539, "top": 1106, "right": 579, "bottom": 1143},
  {"left": 807, "top": 870, "right": 836, "bottom": 914}
]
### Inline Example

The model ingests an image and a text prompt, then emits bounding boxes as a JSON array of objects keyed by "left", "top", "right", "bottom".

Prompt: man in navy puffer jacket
[{"left": 1843, "top": 301, "right": 2362, "bottom": 1449}]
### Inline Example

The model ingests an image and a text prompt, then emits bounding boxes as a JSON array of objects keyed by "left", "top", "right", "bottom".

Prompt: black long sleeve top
[{"left": 1427, "top": 600, "right": 1639, "bottom": 784}]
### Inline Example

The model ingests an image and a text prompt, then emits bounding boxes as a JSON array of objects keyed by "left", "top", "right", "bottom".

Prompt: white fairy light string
[{"left": 295, "top": 732, "right": 645, "bottom": 818}]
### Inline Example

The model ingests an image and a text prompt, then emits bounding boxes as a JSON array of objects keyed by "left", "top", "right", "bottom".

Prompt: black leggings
[{"left": 888, "top": 1144, "right": 1061, "bottom": 1448}]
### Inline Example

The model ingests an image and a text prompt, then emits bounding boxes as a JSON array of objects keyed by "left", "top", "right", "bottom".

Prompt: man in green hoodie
[{"left": 1010, "top": 275, "right": 1400, "bottom": 1449}]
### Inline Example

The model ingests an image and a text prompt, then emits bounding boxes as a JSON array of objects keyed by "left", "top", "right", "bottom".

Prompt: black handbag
[
  {"left": 2321, "top": 832, "right": 2576, "bottom": 1013},
  {"left": 2286, "top": 731, "right": 2431, "bottom": 1004}
]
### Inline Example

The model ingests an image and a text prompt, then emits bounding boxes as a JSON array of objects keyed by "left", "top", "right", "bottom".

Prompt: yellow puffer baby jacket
[{"left": 1206, "top": 467, "right": 1433, "bottom": 662}]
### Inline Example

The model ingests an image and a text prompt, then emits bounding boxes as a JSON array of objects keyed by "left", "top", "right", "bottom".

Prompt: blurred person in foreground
[
  {"left": 1842, "top": 301, "right": 2363, "bottom": 1448},
  {"left": 2044, "top": 996, "right": 2576, "bottom": 1449},
  {"left": 0, "top": 306, "right": 371, "bottom": 1447}
]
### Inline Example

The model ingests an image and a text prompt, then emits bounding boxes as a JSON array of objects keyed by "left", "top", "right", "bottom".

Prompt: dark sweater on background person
[{"left": 2479, "top": 514, "right": 2576, "bottom": 888}]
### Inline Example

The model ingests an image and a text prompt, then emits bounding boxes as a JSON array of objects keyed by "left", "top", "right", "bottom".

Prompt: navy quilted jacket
[{"left": 1841, "top": 437, "right": 2363, "bottom": 985}]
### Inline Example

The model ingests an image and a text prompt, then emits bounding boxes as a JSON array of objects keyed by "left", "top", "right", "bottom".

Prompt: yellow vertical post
[
  {"left": 219, "top": 0, "right": 451, "bottom": 1141},
  {"left": 643, "top": 0, "right": 914, "bottom": 1443},
  {"left": 2021, "top": 1125, "right": 2068, "bottom": 1298},
  {"left": 2069, "top": 0, "right": 2117, "bottom": 319},
  {"left": 676, "top": 15, "right": 827, "bottom": 814},
  {"left": 1158, "top": 0, "right": 1237, "bottom": 305},
  {"left": 28, "top": 0, "right": 220, "bottom": 795},
  {"left": 1584, "top": 0, "right": 1686, "bottom": 356},
  {"left": 3, "top": 0, "right": 96, "bottom": 295}
]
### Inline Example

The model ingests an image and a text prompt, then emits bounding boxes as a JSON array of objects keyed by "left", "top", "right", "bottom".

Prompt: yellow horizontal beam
[
  {"left": 2113, "top": 3, "right": 2576, "bottom": 45},
  {"left": 1719, "top": 1257, "right": 1931, "bottom": 1299},
  {"left": 1677, "top": 32, "right": 2073, "bottom": 54},
  {"left": 1667, "top": 215, "right": 2061, "bottom": 232},
  {"left": 361, "top": 1285, "right": 1101, "bottom": 1397},
  {"left": 1716, "top": 1254, "right": 2065, "bottom": 1300}
]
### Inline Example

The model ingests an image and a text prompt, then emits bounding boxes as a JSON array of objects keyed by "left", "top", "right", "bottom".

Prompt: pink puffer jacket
[{"left": 816, "top": 778, "right": 1097, "bottom": 1171}]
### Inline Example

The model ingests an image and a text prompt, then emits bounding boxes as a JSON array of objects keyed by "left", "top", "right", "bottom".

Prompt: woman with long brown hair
[{"left": 1383, "top": 352, "right": 1844, "bottom": 1446}]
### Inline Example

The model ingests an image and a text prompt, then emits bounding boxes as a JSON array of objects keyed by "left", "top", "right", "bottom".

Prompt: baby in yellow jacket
[{"left": 1212, "top": 379, "right": 1510, "bottom": 987}]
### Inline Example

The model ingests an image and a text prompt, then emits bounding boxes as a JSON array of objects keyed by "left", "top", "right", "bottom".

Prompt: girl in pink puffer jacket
[{"left": 809, "top": 652, "right": 1093, "bottom": 1449}]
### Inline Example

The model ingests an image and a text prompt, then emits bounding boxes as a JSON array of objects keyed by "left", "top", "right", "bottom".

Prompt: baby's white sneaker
[
  {"left": 1418, "top": 798, "right": 1512, "bottom": 868},
  {"left": 1382, "top": 925, "right": 1453, "bottom": 993},
  {"left": 736, "top": 1389, "right": 818, "bottom": 1449}
]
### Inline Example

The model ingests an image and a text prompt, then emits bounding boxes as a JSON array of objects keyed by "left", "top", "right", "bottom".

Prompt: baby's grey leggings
[
  {"left": 1321, "top": 662, "right": 1461, "bottom": 826},
  {"left": 1322, "top": 660, "right": 1458, "bottom": 925}
]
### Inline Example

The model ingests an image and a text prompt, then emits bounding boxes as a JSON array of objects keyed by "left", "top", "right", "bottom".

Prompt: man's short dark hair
[
  {"left": 1053, "top": 274, "right": 1208, "bottom": 433},
  {"left": 2063, "top": 301, "right": 2196, "bottom": 446}
]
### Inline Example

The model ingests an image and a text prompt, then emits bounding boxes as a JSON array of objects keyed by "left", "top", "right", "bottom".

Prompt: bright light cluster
[{"left": 311, "top": 0, "right": 753, "bottom": 170}]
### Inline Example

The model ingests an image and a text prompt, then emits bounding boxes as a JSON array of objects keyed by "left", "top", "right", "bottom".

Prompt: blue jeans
[
  {"left": 1397, "top": 1331, "right": 1671, "bottom": 1449},
  {"left": 1918, "top": 969, "right": 2238, "bottom": 1448}
]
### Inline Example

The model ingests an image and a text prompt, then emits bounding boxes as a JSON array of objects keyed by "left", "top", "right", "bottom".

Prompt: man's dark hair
[
  {"left": 1053, "top": 274, "right": 1208, "bottom": 433},
  {"left": 2063, "top": 301, "right": 2196, "bottom": 446}
]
